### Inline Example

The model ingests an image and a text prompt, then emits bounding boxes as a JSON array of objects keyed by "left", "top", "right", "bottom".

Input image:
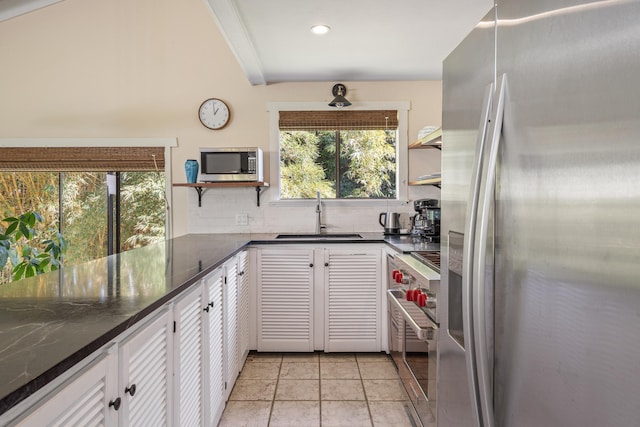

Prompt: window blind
[
  {"left": 0, "top": 147, "right": 165, "bottom": 171},
  {"left": 279, "top": 110, "right": 398, "bottom": 131}
]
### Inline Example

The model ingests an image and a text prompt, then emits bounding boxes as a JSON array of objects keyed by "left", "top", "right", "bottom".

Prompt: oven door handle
[{"left": 387, "top": 289, "right": 438, "bottom": 341}]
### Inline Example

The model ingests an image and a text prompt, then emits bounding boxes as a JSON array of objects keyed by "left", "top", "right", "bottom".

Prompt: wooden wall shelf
[
  {"left": 409, "top": 127, "right": 442, "bottom": 150},
  {"left": 408, "top": 177, "right": 441, "bottom": 188},
  {"left": 173, "top": 182, "right": 269, "bottom": 207}
]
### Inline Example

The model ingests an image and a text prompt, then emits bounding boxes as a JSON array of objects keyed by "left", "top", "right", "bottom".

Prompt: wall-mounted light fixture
[{"left": 328, "top": 83, "right": 351, "bottom": 108}]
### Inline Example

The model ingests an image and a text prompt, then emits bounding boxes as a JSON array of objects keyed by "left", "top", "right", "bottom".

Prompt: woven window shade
[
  {"left": 279, "top": 110, "right": 398, "bottom": 130},
  {"left": 0, "top": 147, "right": 165, "bottom": 171}
]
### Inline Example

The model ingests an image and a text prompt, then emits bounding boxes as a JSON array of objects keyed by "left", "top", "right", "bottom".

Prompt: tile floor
[{"left": 218, "top": 352, "right": 418, "bottom": 427}]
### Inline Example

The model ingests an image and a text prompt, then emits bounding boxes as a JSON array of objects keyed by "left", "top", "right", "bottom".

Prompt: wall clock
[{"left": 198, "top": 98, "right": 230, "bottom": 130}]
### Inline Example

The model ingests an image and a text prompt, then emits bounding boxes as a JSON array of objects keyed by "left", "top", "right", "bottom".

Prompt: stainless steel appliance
[
  {"left": 199, "top": 147, "right": 264, "bottom": 182},
  {"left": 379, "top": 211, "right": 401, "bottom": 234},
  {"left": 439, "top": 2, "right": 640, "bottom": 427},
  {"left": 411, "top": 199, "right": 440, "bottom": 243},
  {"left": 387, "top": 252, "right": 440, "bottom": 427}
]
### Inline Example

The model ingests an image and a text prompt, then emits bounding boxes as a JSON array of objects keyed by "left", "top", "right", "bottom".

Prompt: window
[
  {"left": 0, "top": 144, "right": 171, "bottom": 283},
  {"left": 278, "top": 110, "right": 399, "bottom": 200}
]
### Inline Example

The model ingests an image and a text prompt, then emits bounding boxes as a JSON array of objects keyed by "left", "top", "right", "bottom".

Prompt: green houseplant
[{"left": 0, "top": 211, "right": 66, "bottom": 283}]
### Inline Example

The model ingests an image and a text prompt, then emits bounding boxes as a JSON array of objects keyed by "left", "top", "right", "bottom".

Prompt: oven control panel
[{"left": 389, "top": 253, "right": 440, "bottom": 322}]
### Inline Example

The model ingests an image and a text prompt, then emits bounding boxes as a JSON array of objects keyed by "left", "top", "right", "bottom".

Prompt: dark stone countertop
[
  {"left": 0, "top": 232, "right": 437, "bottom": 416},
  {"left": 382, "top": 234, "right": 440, "bottom": 253}
]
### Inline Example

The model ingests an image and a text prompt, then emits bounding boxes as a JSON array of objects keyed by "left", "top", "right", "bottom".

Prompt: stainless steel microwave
[{"left": 199, "top": 147, "right": 264, "bottom": 182}]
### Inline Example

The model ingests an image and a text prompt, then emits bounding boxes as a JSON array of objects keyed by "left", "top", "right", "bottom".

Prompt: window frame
[
  {"left": 0, "top": 138, "right": 177, "bottom": 239},
  {"left": 267, "top": 101, "right": 410, "bottom": 206}
]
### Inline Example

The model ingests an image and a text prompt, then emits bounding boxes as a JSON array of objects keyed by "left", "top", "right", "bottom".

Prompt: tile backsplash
[{"left": 187, "top": 186, "right": 438, "bottom": 234}]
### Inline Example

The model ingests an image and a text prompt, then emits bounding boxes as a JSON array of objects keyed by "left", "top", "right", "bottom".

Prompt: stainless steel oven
[{"left": 387, "top": 252, "right": 440, "bottom": 427}]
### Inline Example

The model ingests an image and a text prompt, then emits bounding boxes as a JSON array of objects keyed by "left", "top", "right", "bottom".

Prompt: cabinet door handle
[
  {"left": 203, "top": 306, "right": 210, "bottom": 312},
  {"left": 239, "top": 271, "right": 245, "bottom": 276},
  {"left": 309, "top": 263, "right": 314, "bottom": 268},
  {"left": 324, "top": 262, "right": 329, "bottom": 267},
  {"left": 125, "top": 384, "right": 137, "bottom": 396},
  {"left": 209, "top": 301, "right": 214, "bottom": 307},
  {"left": 109, "top": 397, "right": 122, "bottom": 411}
]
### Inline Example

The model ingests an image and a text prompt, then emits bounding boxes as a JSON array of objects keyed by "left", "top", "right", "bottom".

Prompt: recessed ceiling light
[{"left": 311, "top": 25, "right": 330, "bottom": 35}]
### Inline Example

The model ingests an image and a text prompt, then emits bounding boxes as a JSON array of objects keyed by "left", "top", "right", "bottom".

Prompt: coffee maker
[{"left": 411, "top": 199, "right": 440, "bottom": 243}]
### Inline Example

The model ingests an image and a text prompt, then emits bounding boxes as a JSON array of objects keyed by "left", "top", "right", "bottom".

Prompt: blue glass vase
[{"left": 185, "top": 159, "right": 198, "bottom": 183}]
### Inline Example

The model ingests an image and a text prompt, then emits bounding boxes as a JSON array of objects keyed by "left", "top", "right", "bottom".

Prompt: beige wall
[{"left": 0, "top": 0, "right": 442, "bottom": 237}]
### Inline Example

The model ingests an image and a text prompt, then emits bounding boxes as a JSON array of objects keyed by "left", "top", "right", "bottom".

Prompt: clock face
[{"left": 198, "top": 98, "right": 230, "bottom": 129}]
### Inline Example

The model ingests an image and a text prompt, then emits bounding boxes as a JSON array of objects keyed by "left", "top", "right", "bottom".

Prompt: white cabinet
[
  {"left": 255, "top": 246, "right": 383, "bottom": 352},
  {"left": 17, "top": 309, "right": 173, "bottom": 427},
  {"left": 204, "top": 268, "right": 225, "bottom": 427},
  {"left": 173, "top": 284, "right": 205, "bottom": 426},
  {"left": 223, "top": 256, "right": 240, "bottom": 399},
  {"left": 170, "top": 252, "right": 250, "bottom": 425},
  {"left": 256, "top": 249, "right": 315, "bottom": 352},
  {"left": 227, "top": 248, "right": 251, "bottom": 393},
  {"left": 8, "top": 250, "right": 253, "bottom": 426},
  {"left": 173, "top": 264, "right": 234, "bottom": 427},
  {"left": 119, "top": 309, "right": 173, "bottom": 426},
  {"left": 16, "top": 351, "right": 118, "bottom": 426},
  {"left": 324, "top": 249, "right": 382, "bottom": 352},
  {"left": 237, "top": 250, "right": 250, "bottom": 366}
]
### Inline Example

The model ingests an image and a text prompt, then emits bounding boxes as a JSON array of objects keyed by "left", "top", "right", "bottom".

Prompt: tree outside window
[
  {"left": 0, "top": 171, "right": 166, "bottom": 284},
  {"left": 278, "top": 110, "right": 398, "bottom": 200},
  {"left": 280, "top": 130, "right": 396, "bottom": 199}
]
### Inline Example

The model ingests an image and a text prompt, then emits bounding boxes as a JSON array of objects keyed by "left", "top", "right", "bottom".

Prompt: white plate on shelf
[
  {"left": 418, "top": 126, "right": 439, "bottom": 139},
  {"left": 416, "top": 173, "right": 441, "bottom": 180}
]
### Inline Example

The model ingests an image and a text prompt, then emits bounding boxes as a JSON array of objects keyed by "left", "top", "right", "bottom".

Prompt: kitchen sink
[{"left": 275, "top": 233, "right": 362, "bottom": 239}]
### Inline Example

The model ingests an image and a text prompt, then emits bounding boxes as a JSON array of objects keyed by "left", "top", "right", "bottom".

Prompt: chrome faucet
[{"left": 315, "top": 191, "right": 326, "bottom": 234}]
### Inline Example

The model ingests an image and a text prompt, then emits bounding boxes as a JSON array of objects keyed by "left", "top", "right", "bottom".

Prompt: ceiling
[
  {"left": 205, "top": 0, "right": 493, "bottom": 85},
  {"left": 0, "top": 0, "right": 493, "bottom": 86},
  {"left": 0, "top": 0, "right": 62, "bottom": 22}
]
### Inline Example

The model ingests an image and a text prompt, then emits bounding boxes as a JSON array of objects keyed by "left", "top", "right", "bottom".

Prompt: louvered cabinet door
[
  {"left": 237, "top": 250, "right": 250, "bottom": 365},
  {"left": 204, "top": 268, "right": 225, "bottom": 427},
  {"left": 257, "top": 249, "right": 314, "bottom": 352},
  {"left": 119, "top": 309, "right": 173, "bottom": 426},
  {"left": 17, "top": 352, "right": 118, "bottom": 427},
  {"left": 223, "top": 258, "right": 240, "bottom": 399},
  {"left": 324, "top": 249, "right": 382, "bottom": 352},
  {"left": 173, "top": 284, "right": 205, "bottom": 427}
]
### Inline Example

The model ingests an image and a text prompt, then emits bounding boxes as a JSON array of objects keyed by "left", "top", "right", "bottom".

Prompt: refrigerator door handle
[
  {"left": 462, "top": 82, "right": 494, "bottom": 427},
  {"left": 474, "top": 73, "right": 507, "bottom": 427}
]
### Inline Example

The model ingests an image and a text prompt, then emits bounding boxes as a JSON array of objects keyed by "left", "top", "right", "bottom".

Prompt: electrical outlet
[{"left": 235, "top": 213, "right": 248, "bottom": 226}]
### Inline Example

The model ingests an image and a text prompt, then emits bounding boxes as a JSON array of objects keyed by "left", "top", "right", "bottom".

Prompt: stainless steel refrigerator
[{"left": 439, "top": 1, "right": 640, "bottom": 426}]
